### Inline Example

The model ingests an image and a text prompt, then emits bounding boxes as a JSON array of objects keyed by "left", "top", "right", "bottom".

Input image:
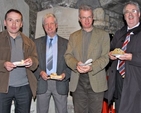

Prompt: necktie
[
  {"left": 118, "top": 33, "right": 131, "bottom": 78},
  {"left": 47, "top": 39, "right": 53, "bottom": 71}
]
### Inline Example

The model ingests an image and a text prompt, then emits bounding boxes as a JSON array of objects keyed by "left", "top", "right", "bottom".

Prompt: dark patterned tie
[
  {"left": 47, "top": 39, "right": 53, "bottom": 71},
  {"left": 118, "top": 33, "right": 131, "bottom": 78}
]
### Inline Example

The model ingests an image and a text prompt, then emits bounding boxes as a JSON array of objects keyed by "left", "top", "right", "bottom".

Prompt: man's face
[
  {"left": 4, "top": 12, "right": 22, "bottom": 37},
  {"left": 79, "top": 10, "right": 93, "bottom": 30},
  {"left": 43, "top": 16, "right": 58, "bottom": 37},
  {"left": 124, "top": 4, "right": 140, "bottom": 28}
]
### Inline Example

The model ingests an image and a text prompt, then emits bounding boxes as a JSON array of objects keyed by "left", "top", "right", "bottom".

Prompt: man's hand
[
  {"left": 4, "top": 61, "right": 16, "bottom": 71},
  {"left": 58, "top": 73, "right": 66, "bottom": 80},
  {"left": 109, "top": 51, "right": 132, "bottom": 61},
  {"left": 40, "top": 71, "right": 51, "bottom": 80},
  {"left": 109, "top": 51, "right": 117, "bottom": 60},
  {"left": 24, "top": 58, "right": 32, "bottom": 67},
  {"left": 119, "top": 53, "right": 132, "bottom": 61},
  {"left": 77, "top": 62, "right": 92, "bottom": 73}
]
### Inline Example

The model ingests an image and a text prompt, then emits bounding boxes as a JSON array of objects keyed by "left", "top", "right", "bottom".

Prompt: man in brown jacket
[{"left": 0, "top": 9, "right": 38, "bottom": 113}]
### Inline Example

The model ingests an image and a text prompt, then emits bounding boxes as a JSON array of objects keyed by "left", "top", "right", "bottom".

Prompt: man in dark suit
[
  {"left": 34, "top": 13, "right": 71, "bottom": 113},
  {"left": 108, "top": 1, "right": 141, "bottom": 113}
]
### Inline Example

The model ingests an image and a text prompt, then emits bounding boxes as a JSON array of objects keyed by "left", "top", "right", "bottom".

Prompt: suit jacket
[
  {"left": 107, "top": 24, "right": 141, "bottom": 113},
  {"left": 64, "top": 27, "right": 110, "bottom": 93},
  {"left": 34, "top": 35, "right": 71, "bottom": 95},
  {"left": 0, "top": 30, "right": 38, "bottom": 98}
]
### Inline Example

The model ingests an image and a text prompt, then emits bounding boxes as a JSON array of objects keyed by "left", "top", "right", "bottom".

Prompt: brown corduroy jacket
[{"left": 0, "top": 30, "right": 38, "bottom": 98}]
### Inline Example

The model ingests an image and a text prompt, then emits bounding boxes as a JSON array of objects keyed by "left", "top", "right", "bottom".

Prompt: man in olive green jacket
[
  {"left": 0, "top": 9, "right": 38, "bottom": 113},
  {"left": 64, "top": 5, "right": 110, "bottom": 113}
]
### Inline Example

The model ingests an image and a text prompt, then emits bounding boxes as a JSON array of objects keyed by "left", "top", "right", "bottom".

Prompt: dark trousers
[
  {"left": 114, "top": 72, "right": 124, "bottom": 113},
  {"left": 0, "top": 84, "right": 32, "bottom": 113},
  {"left": 72, "top": 79, "right": 104, "bottom": 113}
]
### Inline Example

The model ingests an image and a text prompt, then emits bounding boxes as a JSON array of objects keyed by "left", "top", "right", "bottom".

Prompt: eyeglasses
[
  {"left": 80, "top": 16, "right": 93, "bottom": 20},
  {"left": 124, "top": 9, "right": 138, "bottom": 15}
]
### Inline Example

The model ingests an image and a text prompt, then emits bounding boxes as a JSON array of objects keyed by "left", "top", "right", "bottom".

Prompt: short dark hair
[{"left": 5, "top": 9, "right": 23, "bottom": 21}]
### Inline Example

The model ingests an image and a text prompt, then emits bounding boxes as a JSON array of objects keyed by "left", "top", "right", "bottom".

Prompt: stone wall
[
  {"left": 24, "top": 0, "right": 125, "bottom": 39},
  {"left": 0, "top": 0, "right": 126, "bottom": 113},
  {"left": 0, "top": 0, "right": 29, "bottom": 36}
]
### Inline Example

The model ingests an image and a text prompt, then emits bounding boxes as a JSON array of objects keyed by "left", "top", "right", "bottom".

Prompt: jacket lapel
[
  {"left": 57, "top": 36, "right": 61, "bottom": 70},
  {"left": 87, "top": 28, "right": 99, "bottom": 58},
  {"left": 77, "top": 30, "right": 83, "bottom": 61},
  {"left": 41, "top": 36, "right": 47, "bottom": 70},
  {"left": 57, "top": 36, "right": 64, "bottom": 73}
]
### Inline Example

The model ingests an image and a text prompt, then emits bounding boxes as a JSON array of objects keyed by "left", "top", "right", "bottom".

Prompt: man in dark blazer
[
  {"left": 108, "top": 1, "right": 141, "bottom": 113},
  {"left": 34, "top": 13, "right": 70, "bottom": 113}
]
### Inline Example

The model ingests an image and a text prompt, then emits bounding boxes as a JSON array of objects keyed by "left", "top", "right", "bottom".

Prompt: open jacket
[
  {"left": 65, "top": 27, "right": 110, "bottom": 93},
  {"left": 34, "top": 35, "right": 71, "bottom": 95},
  {"left": 0, "top": 30, "right": 38, "bottom": 98},
  {"left": 107, "top": 24, "right": 141, "bottom": 113}
]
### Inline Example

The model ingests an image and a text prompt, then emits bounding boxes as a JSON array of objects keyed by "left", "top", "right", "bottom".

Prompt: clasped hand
[
  {"left": 4, "top": 58, "right": 32, "bottom": 71},
  {"left": 109, "top": 51, "right": 132, "bottom": 61},
  {"left": 77, "top": 61, "right": 92, "bottom": 73}
]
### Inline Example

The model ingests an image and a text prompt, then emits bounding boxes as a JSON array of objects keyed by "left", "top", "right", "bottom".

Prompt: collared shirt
[
  {"left": 117, "top": 22, "right": 140, "bottom": 70},
  {"left": 127, "top": 22, "right": 140, "bottom": 30},
  {"left": 46, "top": 35, "right": 58, "bottom": 75}
]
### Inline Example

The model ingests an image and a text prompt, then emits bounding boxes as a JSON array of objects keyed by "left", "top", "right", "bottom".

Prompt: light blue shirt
[{"left": 46, "top": 35, "right": 58, "bottom": 75}]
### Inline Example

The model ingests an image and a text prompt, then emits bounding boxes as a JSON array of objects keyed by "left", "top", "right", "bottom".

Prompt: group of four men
[{"left": 0, "top": 1, "right": 141, "bottom": 113}]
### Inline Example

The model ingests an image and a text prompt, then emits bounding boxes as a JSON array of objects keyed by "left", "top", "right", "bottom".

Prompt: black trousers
[
  {"left": 0, "top": 84, "right": 32, "bottom": 113},
  {"left": 114, "top": 72, "right": 124, "bottom": 113}
]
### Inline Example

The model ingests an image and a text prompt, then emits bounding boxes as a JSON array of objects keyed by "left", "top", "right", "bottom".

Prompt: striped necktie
[
  {"left": 118, "top": 33, "right": 131, "bottom": 78},
  {"left": 47, "top": 39, "right": 53, "bottom": 71}
]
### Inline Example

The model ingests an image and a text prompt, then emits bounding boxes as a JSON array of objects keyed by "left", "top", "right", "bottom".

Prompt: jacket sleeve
[
  {"left": 64, "top": 34, "right": 79, "bottom": 72},
  {"left": 25, "top": 39, "right": 39, "bottom": 71}
]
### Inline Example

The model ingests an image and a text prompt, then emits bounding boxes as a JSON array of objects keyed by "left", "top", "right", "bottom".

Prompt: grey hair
[
  {"left": 123, "top": 1, "right": 140, "bottom": 14},
  {"left": 78, "top": 4, "right": 93, "bottom": 17},
  {"left": 42, "top": 13, "right": 58, "bottom": 25}
]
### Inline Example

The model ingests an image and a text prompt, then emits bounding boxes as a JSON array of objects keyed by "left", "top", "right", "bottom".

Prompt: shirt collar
[
  {"left": 127, "top": 22, "right": 140, "bottom": 31},
  {"left": 47, "top": 35, "right": 58, "bottom": 43}
]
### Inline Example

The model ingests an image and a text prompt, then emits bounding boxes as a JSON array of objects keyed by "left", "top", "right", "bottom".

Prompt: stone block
[
  {"left": 94, "top": 8, "right": 105, "bottom": 21},
  {"left": 35, "top": 6, "right": 81, "bottom": 39}
]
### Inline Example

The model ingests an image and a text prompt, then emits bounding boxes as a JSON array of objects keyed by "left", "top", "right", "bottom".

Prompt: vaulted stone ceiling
[
  {"left": 75, "top": 0, "right": 141, "bottom": 14},
  {"left": 100, "top": 0, "right": 141, "bottom": 14},
  {"left": 24, "top": 0, "right": 141, "bottom": 38}
]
